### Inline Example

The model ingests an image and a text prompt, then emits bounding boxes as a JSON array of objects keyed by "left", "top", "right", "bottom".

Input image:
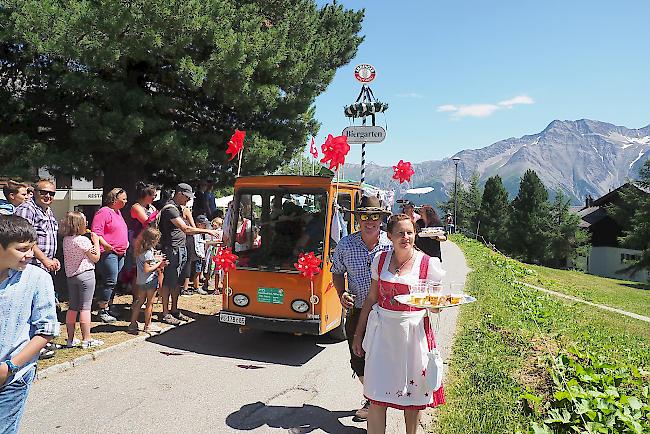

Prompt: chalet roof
[
  {"left": 591, "top": 182, "right": 648, "bottom": 207},
  {"left": 578, "top": 206, "right": 607, "bottom": 228}
]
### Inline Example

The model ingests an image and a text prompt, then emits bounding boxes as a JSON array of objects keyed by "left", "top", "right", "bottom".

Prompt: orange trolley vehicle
[{"left": 218, "top": 175, "right": 362, "bottom": 339}]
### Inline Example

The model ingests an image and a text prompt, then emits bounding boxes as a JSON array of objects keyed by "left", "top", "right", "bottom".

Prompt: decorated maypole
[{"left": 343, "top": 64, "right": 388, "bottom": 185}]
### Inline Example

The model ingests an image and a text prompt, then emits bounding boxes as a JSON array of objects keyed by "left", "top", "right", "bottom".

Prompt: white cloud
[
  {"left": 498, "top": 94, "right": 534, "bottom": 108},
  {"left": 396, "top": 92, "right": 424, "bottom": 99},
  {"left": 437, "top": 104, "right": 458, "bottom": 112},
  {"left": 438, "top": 94, "right": 534, "bottom": 119},
  {"left": 455, "top": 104, "right": 500, "bottom": 118}
]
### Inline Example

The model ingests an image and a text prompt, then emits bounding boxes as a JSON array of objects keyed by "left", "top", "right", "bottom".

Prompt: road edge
[{"left": 35, "top": 325, "right": 177, "bottom": 382}]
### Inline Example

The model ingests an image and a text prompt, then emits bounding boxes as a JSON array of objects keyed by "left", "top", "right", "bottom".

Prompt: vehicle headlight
[
  {"left": 291, "top": 299, "right": 310, "bottom": 313},
  {"left": 233, "top": 294, "right": 250, "bottom": 307}
]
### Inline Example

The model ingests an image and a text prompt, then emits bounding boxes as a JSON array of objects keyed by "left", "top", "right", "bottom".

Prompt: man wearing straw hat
[{"left": 331, "top": 195, "right": 392, "bottom": 420}]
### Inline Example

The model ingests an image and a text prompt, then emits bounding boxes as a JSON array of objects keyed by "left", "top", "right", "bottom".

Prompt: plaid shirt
[
  {"left": 14, "top": 199, "right": 59, "bottom": 269},
  {"left": 331, "top": 231, "right": 392, "bottom": 307}
]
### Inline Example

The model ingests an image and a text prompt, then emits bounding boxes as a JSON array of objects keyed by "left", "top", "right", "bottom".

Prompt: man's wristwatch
[{"left": 4, "top": 360, "right": 20, "bottom": 375}]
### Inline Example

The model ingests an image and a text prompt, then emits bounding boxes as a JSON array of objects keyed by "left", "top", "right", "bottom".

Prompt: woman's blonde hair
[
  {"left": 60, "top": 211, "right": 87, "bottom": 237},
  {"left": 103, "top": 187, "right": 126, "bottom": 206},
  {"left": 386, "top": 213, "right": 415, "bottom": 233},
  {"left": 135, "top": 226, "right": 161, "bottom": 257},
  {"left": 211, "top": 217, "right": 223, "bottom": 229}
]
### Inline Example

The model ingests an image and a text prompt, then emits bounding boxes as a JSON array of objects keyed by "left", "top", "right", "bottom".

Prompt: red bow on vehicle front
[
  {"left": 392, "top": 160, "right": 415, "bottom": 184},
  {"left": 226, "top": 129, "right": 246, "bottom": 161},
  {"left": 320, "top": 134, "right": 350, "bottom": 171},
  {"left": 213, "top": 248, "right": 238, "bottom": 273},
  {"left": 294, "top": 252, "right": 322, "bottom": 280}
]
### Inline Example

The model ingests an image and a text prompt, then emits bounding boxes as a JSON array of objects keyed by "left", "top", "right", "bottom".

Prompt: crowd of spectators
[{"left": 0, "top": 178, "right": 224, "bottom": 358}]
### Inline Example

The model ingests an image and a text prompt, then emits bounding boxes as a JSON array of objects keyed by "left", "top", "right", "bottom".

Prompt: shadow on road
[
  {"left": 226, "top": 401, "right": 365, "bottom": 433},
  {"left": 147, "top": 316, "right": 330, "bottom": 367}
]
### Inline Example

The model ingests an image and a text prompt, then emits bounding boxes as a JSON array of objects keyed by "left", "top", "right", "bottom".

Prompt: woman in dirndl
[{"left": 352, "top": 213, "right": 446, "bottom": 434}]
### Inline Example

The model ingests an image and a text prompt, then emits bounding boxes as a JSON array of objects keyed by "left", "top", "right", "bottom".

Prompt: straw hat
[{"left": 344, "top": 195, "right": 391, "bottom": 215}]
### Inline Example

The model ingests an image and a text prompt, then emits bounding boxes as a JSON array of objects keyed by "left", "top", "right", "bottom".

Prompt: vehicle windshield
[{"left": 232, "top": 190, "right": 328, "bottom": 271}]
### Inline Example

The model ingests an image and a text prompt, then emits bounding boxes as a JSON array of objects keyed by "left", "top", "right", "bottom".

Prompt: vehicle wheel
[{"left": 328, "top": 308, "right": 347, "bottom": 341}]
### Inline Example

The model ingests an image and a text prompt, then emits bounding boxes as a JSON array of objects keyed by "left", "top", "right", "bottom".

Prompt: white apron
[{"left": 362, "top": 304, "right": 433, "bottom": 407}]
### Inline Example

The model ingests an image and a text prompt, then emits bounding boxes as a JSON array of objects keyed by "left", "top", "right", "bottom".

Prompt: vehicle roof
[{"left": 234, "top": 175, "right": 363, "bottom": 191}]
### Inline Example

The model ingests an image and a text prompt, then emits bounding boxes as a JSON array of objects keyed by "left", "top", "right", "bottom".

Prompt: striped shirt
[
  {"left": 331, "top": 231, "right": 392, "bottom": 307},
  {"left": 14, "top": 199, "right": 59, "bottom": 270}
]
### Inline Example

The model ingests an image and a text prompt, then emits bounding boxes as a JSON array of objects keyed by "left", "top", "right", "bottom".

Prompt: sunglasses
[
  {"left": 359, "top": 213, "right": 381, "bottom": 221},
  {"left": 38, "top": 190, "right": 56, "bottom": 197}
]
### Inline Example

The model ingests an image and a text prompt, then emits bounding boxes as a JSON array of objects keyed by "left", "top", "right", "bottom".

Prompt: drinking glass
[{"left": 409, "top": 279, "right": 431, "bottom": 305}]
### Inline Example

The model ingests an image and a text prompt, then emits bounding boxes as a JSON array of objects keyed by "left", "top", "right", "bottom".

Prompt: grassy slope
[
  {"left": 522, "top": 265, "right": 650, "bottom": 317},
  {"left": 429, "top": 236, "right": 650, "bottom": 433}
]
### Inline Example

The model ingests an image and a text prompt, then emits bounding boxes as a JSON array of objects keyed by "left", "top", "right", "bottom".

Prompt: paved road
[{"left": 20, "top": 242, "right": 469, "bottom": 434}]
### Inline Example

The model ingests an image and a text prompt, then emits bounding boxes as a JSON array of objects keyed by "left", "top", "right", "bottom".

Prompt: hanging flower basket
[{"left": 344, "top": 101, "right": 389, "bottom": 118}]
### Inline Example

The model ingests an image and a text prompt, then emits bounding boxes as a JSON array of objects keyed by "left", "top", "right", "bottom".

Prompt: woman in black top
[{"left": 415, "top": 205, "right": 447, "bottom": 261}]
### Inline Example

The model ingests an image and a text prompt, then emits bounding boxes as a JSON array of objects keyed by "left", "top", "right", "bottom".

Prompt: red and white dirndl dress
[{"left": 362, "top": 250, "right": 446, "bottom": 410}]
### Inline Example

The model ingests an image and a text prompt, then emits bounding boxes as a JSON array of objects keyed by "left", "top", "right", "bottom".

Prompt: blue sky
[{"left": 311, "top": 0, "right": 650, "bottom": 166}]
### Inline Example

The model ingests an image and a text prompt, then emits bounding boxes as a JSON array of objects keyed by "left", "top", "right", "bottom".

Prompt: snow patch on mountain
[
  {"left": 605, "top": 132, "right": 650, "bottom": 149},
  {"left": 630, "top": 150, "right": 646, "bottom": 168}
]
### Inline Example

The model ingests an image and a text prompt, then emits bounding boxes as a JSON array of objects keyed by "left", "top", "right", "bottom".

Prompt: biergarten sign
[{"left": 342, "top": 126, "right": 386, "bottom": 144}]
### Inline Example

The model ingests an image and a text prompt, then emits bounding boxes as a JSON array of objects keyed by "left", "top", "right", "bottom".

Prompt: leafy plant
[{"left": 526, "top": 350, "right": 650, "bottom": 433}]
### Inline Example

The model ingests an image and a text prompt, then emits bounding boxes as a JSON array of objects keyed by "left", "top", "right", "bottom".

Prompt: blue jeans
[
  {"left": 0, "top": 367, "right": 36, "bottom": 434},
  {"left": 95, "top": 252, "right": 125, "bottom": 303}
]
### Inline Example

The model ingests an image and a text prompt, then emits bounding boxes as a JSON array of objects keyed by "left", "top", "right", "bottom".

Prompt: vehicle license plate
[{"left": 220, "top": 312, "right": 246, "bottom": 325}]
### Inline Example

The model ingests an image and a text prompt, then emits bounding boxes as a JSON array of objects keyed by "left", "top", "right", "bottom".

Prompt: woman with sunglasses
[
  {"left": 91, "top": 188, "right": 129, "bottom": 322},
  {"left": 352, "top": 214, "right": 446, "bottom": 434}
]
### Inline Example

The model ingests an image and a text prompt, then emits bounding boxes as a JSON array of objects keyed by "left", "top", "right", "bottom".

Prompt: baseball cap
[
  {"left": 175, "top": 183, "right": 195, "bottom": 199},
  {"left": 196, "top": 214, "right": 210, "bottom": 225}
]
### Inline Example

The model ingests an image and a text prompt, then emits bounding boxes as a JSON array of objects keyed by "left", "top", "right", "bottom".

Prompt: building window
[{"left": 621, "top": 253, "right": 639, "bottom": 264}]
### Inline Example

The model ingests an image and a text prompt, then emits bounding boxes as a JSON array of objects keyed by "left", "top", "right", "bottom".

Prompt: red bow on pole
[
  {"left": 392, "top": 160, "right": 415, "bottom": 184},
  {"left": 294, "top": 252, "right": 322, "bottom": 280},
  {"left": 320, "top": 134, "right": 350, "bottom": 171},
  {"left": 226, "top": 129, "right": 246, "bottom": 161},
  {"left": 213, "top": 247, "right": 238, "bottom": 273},
  {"left": 309, "top": 137, "right": 318, "bottom": 159}
]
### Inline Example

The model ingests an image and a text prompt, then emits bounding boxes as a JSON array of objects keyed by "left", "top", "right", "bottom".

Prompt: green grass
[
  {"left": 428, "top": 236, "right": 650, "bottom": 434},
  {"left": 521, "top": 265, "right": 650, "bottom": 317}
]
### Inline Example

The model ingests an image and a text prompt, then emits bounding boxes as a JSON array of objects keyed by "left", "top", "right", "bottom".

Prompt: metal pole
[
  {"left": 453, "top": 157, "right": 460, "bottom": 233},
  {"left": 360, "top": 114, "right": 368, "bottom": 185},
  {"left": 361, "top": 142, "right": 366, "bottom": 184}
]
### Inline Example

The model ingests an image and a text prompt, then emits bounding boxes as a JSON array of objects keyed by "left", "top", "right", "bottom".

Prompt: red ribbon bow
[
  {"left": 226, "top": 129, "right": 246, "bottom": 161},
  {"left": 392, "top": 160, "right": 415, "bottom": 184},
  {"left": 309, "top": 137, "right": 318, "bottom": 159},
  {"left": 212, "top": 248, "right": 238, "bottom": 273},
  {"left": 294, "top": 252, "right": 322, "bottom": 280},
  {"left": 320, "top": 134, "right": 350, "bottom": 171}
]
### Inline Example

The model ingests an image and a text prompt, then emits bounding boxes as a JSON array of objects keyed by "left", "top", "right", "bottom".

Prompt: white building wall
[{"left": 588, "top": 246, "right": 649, "bottom": 283}]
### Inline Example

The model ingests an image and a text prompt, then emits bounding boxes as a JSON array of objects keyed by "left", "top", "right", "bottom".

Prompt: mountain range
[{"left": 342, "top": 119, "right": 650, "bottom": 206}]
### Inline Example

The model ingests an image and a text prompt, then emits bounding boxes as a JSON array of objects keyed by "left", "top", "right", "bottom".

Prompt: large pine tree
[
  {"left": 0, "top": 1, "right": 364, "bottom": 192},
  {"left": 548, "top": 189, "right": 590, "bottom": 268},
  {"left": 478, "top": 175, "right": 510, "bottom": 249},
  {"left": 463, "top": 172, "right": 482, "bottom": 233},
  {"left": 508, "top": 169, "right": 553, "bottom": 263}
]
